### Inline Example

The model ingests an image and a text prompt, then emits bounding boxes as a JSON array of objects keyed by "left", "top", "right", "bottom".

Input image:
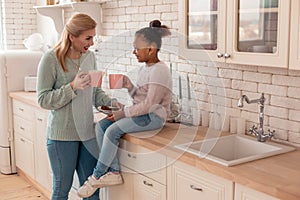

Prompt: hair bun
[{"left": 149, "top": 20, "right": 161, "bottom": 28}]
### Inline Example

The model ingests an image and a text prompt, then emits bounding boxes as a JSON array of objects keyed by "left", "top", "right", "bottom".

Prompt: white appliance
[{"left": 0, "top": 50, "right": 43, "bottom": 174}]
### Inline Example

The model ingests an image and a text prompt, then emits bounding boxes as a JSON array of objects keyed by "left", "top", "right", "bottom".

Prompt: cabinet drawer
[
  {"left": 15, "top": 133, "right": 35, "bottom": 178},
  {"left": 169, "top": 161, "right": 233, "bottom": 200},
  {"left": 13, "top": 100, "right": 34, "bottom": 120},
  {"left": 119, "top": 140, "right": 166, "bottom": 185},
  {"left": 14, "top": 115, "right": 34, "bottom": 141},
  {"left": 134, "top": 174, "right": 166, "bottom": 200}
]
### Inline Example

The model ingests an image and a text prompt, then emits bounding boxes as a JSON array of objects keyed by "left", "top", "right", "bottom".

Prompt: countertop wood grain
[{"left": 9, "top": 91, "right": 300, "bottom": 200}]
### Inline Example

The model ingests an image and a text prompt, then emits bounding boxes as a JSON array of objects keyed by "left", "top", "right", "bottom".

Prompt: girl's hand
[
  {"left": 106, "top": 110, "right": 125, "bottom": 121},
  {"left": 71, "top": 72, "right": 90, "bottom": 90},
  {"left": 122, "top": 75, "right": 134, "bottom": 91},
  {"left": 106, "top": 113, "right": 115, "bottom": 121}
]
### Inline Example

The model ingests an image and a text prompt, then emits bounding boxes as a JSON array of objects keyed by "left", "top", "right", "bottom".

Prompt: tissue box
[{"left": 24, "top": 76, "right": 37, "bottom": 92}]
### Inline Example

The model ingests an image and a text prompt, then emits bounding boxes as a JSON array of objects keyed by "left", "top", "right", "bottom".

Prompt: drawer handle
[
  {"left": 19, "top": 108, "right": 24, "bottom": 112},
  {"left": 20, "top": 126, "right": 25, "bottom": 131},
  {"left": 127, "top": 153, "right": 136, "bottom": 159},
  {"left": 190, "top": 185, "right": 203, "bottom": 192},
  {"left": 143, "top": 180, "right": 153, "bottom": 187},
  {"left": 20, "top": 138, "right": 25, "bottom": 142},
  {"left": 37, "top": 118, "right": 43, "bottom": 122}
]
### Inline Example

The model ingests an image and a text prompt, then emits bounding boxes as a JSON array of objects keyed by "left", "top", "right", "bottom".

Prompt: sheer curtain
[{"left": 0, "top": 0, "right": 4, "bottom": 49}]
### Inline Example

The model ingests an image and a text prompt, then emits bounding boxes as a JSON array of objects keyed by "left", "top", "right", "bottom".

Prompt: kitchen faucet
[{"left": 238, "top": 93, "right": 275, "bottom": 142}]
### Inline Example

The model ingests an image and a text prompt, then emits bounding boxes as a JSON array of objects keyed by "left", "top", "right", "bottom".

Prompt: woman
[
  {"left": 37, "top": 13, "right": 120, "bottom": 200},
  {"left": 77, "top": 20, "right": 172, "bottom": 198}
]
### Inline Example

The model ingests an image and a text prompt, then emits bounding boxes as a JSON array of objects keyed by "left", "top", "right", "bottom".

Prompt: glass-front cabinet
[
  {"left": 179, "top": 0, "right": 290, "bottom": 68},
  {"left": 290, "top": 0, "right": 300, "bottom": 70}
]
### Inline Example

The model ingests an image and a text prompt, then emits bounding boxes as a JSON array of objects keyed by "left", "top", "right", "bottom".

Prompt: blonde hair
[{"left": 54, "top": 13, "right": 97, "bottom": 72}]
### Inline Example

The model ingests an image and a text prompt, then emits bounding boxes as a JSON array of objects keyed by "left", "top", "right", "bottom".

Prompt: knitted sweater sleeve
[{"left": 37, "top": 51, "right": 74, "bottom": 110}]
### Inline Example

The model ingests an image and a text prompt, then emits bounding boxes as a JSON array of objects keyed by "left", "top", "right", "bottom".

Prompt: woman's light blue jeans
[
  {"left": 93, "top": 113, "right": 164, "bottom": 178},
  {"left": 47, "top": 139, "right": 100, "bottom": 200}
]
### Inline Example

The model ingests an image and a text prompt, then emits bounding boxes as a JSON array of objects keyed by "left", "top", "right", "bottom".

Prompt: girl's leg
[
  {"left": 93, "top": 113, "right": 164, "bottom": 178},
  {"left": 94, "top": 118, "right": 117, "bottom": 173},
  {"left": 77, "top": 139, "right": 100, "bottom": 200},
  {"left": 47, "top": 139, "right": 78, "bottom": 200}
]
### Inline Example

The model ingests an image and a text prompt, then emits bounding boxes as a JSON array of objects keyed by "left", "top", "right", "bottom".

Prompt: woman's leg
[
  {"left": 93, "top": 113, "right": 164, "bottom": 178},
  {"left": 47, "top": 139, "right": 78, "bottom": 200},
  {"left": 77, "top": 139, "right": 100, "bottom": 200}
]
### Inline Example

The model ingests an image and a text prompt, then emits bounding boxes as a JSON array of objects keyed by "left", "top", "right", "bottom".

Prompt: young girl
[{"left": 77, "top": 20, "right": 172, "bottom": 198}]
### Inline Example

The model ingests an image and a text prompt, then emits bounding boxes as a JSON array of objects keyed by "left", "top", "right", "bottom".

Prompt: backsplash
[{"left": 4, "top": 0, "right": 300, "bottom": 146}]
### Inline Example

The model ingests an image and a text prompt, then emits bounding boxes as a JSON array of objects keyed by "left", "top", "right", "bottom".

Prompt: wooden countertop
[{"left": 10, "top": 91, "right": 300, "bottom": 200}]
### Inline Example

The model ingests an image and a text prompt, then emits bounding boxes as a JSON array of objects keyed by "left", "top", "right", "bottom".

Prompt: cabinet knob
[
  {"left": 217, "top": 52, "right": 223, "bottom": 58},
  {"left": 224, "top": 53, "right": 231, "bottom": 58},
  {"left": 190, "top": 185, "right": 203, "bottom": 191},
  {"left": 19, "top": 108, "right": 24, "bottom": 112}
]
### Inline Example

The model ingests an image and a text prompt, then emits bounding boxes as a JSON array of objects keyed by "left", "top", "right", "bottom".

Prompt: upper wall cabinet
[
  {"left": 289, "top": 0, "right": 300, "bottom": 70},
  {"left": 179, "top": 0, "right": 290, "bottom": 68}
]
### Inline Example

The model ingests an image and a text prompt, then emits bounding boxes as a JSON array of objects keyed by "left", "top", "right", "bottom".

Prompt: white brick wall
[
  {"left": 4, "top": 0, "right": 300, "bottom": 146},
  {"left": 3, "top": 0, "right": 37, "bottom": 49}
]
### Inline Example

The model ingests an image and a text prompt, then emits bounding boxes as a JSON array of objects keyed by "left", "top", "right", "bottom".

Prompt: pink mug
[
  {"left": 89, "top": 71, "right": 103, "bottom": 87},
  {"left": 109, "top": 74, "right": 124, "bottom": 89}
]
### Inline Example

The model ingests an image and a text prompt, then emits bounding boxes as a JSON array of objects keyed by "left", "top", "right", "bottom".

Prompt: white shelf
[{"left": 34, "top": 2, "right": 106, "bottom": 34}]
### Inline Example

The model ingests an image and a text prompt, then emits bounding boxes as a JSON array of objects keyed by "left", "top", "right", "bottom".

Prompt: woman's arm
[{"left": 37, "top": 52, "right": 75, "bottom": 110}]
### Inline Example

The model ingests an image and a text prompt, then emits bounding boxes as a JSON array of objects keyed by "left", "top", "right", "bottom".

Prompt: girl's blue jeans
[
  {"left": 93, "top": 113, "right": 164, "bottom": 178},
  {"left": 47, "top": 138, "right": 100, "bottom": 200}
]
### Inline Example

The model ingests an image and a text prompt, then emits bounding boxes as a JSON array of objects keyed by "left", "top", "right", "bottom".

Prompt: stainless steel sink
[{"left": 174, "top": 134, "right": 295, "bottom": 166}]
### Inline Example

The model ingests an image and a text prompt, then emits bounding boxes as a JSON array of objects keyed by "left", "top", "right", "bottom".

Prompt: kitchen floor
[{"left": 0, "top": 173, "right": 48, "bottom": 200}]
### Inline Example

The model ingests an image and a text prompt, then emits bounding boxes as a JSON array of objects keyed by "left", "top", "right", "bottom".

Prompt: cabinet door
[
  {"left": 106, "top": 166, "right": 134, "bottom": 200},
  {"left": 226, "top": 0, "right": 290, "bottom": 67},
  {"left": 235, "top": 183, "right": 279, "bottom": 200},
  {"left": 134, "top": 174, "right": 166, "bottom": 200},
  {"left": 179, "top": 0, "right": 227, "bottom": 62},
  {"left": 34, "top": 109, "right": 52, "bottom": 190},
  {"left": 15, "top": 133, "right": 35, "bottom": 178},
  {"left": 119, "top": 140, "right": 167, "bottom": 185},
  {"left": 289, "top": 0, "right": 300, "bottom": 70},
  {"left": 168, "top": 161, "right": 233, "bottom": 200}
]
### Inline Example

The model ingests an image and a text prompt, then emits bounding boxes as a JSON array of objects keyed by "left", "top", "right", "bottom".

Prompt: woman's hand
[
  {"left": 122, "top": 75, "right": 134, "bottom": 91},
  {"left": 70, "top": 72, "right": 90, "bottom": 90},
  {"left": 111, "top": 101, "right": 124, "bottom": 110}
]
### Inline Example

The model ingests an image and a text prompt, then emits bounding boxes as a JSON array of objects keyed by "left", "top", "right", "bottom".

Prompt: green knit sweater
[{"left": 37, "top": 50, "right": 112, "bottom": 141}]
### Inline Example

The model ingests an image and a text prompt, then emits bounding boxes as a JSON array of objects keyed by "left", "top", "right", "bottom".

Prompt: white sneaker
[
  {"left": 77, "top": 175, "right": 99, "bottom": 198},
  {"left": 77, "top": 172, "right": 123, "bottom": 198},
  {"left": 93, "top": 172, "right": 123, "bottom": 188}
]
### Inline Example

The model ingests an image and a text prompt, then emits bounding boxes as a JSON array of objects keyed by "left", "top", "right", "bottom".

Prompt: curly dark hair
[{"left": 135, "top": 20, "right": 171, "bottom": 50}]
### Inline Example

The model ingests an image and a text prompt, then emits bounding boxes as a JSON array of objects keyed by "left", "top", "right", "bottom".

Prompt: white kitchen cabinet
[
  {"left": 13, "top": 100, "right": 36, "bottom": 178},
  {"left": 106, "top": 166, "right": 134, "bottom": 200},
  {"left": 289, "top": 0, "right": 300, "bottom": 70},
  {"left": 12, "top": 99, "right": 52, "bottom": 193},
  {"left": 235, "top": 183, "right": 279, "bottom": 200},
  {"left": 179, "top": 0, "right": 290, "bottom": 68},
  {"left": 34, "top": 109, "right": 52, "bottom": 191},
  {"left": 106, "top": 139, "right": 167, "bottom": 200},
  {"left": 14, "top": 133, "right": 35, "bottom": 178},
  {"left": 134, "top": 173, "right": 166, "bottom": 200},
  {"left": 168, "top": 161, "right": 234, "bottom": 200}
]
